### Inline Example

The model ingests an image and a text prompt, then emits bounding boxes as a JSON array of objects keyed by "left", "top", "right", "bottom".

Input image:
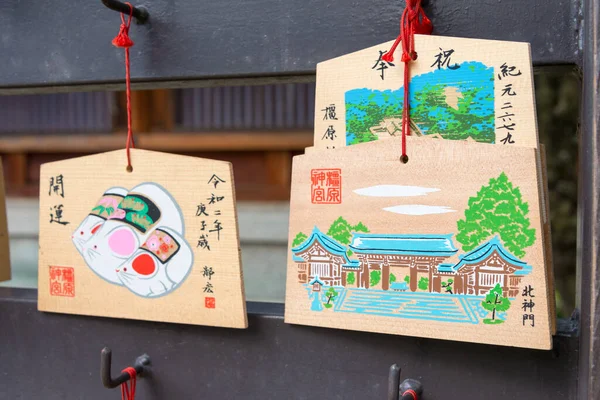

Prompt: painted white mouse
[
  {"left": 116, "top": 226, "right": 193, "bottom": 297},
  {"left": 72, "top": 187, "right": 128, "bottom": 258},
  {"left": 82, "top": 182, "right": 184, "bottom": 285}
]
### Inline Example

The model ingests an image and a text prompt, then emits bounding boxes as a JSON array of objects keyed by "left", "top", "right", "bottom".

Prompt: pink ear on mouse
[{"left": 107, "top": 227, "right": 137, "bottom": 257}]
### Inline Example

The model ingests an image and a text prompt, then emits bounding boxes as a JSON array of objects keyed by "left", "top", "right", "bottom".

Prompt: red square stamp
[
  {"left": 311, "top": 169, "right": 342, "bottom": 204},
  {"left": 205, "top": 297, "right": 216, "bottom": 309},
  {"left": 49, "top": 266, "right": 75, "bottom": 297}
]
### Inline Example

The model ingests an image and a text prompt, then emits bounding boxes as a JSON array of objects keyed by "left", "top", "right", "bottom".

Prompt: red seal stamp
[
  {"left": 205, "top": 297, "right": 216, "bottom": 309},
  {"left": 49, "top": 266, "right": 75, "bottom": 297},
  {"left": 311, "top": 169, "right": 342, "bottom": 204}
]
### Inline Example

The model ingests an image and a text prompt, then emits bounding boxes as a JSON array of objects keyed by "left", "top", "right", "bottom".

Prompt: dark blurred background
[{"left": 0, "top": 68, "right": 580, "bottom": 314}]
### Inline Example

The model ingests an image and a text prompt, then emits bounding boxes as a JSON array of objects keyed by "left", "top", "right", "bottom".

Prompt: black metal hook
[
  {"left": 388, "top": 364, "right": 424, "bottom": 400},
  {"left": 101, "top": 347, "right": 151, "bottom": 389},
  {"left": 101, "top": 0, "right": 149, "bottom": 24}
]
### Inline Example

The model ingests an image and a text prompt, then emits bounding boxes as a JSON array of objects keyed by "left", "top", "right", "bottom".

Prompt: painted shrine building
[
  {"left": 292, "top": 227, "right": 355, "bottom": 287},
  {"left": 292, "top": 229, "right": 533, "bottom": 297},
  {"left": 348, "top": 234, "right": 458, "bottom": 291},
  {"left": 436, "top": 237, "right": 532, "bottom": 297}
]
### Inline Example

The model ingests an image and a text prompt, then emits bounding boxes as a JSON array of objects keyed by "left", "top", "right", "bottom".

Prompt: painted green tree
[
  {"left": 411, "top": 83, "right": 495, "bottom": 143},
  {"left": 390, "top": 273, "right": 397, "bottom": 284},
  {"left": 327, "top": 217, "right": 369, "bottom": 244},
  {"left": 441, "top": 279, "right": 454, "bottom": 294},
  {"left": 292, "top": 232, "right": 308, "bottom": 247},
  {"left": 324, "top": 287, "right": 339, "bottom": 309},
  {"left": 346, "top": 92, "right": 404, "bottom": 145},
  {"left": 418, "top": 277, "right": 429, "bottom": 291},
  {"left": 327, "top": 217, "right": 369, "bottom": 256},
  {"left": 456, "top": 172, "right": 536, "bottom": 258},
  {"left": 346, "top": 63, "right": 494, "bottom": 145},
  {"left": 404, "top": 275, "right": 410, "bottom": 284},
  {"left": 347, "top": 272, "right": 356, "bottom": 285},
  {"left": 370, "top": 270, "right": 381, "bottom": 287},
  {"left": 482, "top": 284, "right": 511, "bottom": 324}
]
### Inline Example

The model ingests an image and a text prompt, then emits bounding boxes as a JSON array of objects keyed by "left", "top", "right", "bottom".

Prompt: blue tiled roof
[
  {"left": 449, "top": 236, "right": 531, "bottom": 274},
  {"left": 342, "top": 260, "right": 361, "bottom": 269},
  {"left": 293, "top": 254, "right": 305, "bottom": 262},
  {"left": 436, "top": 263, "right": 457, "bottom": 273},
  {"left": 349, "top": 233, "right": 458, "bottom": 257},
  {"left": 292, "top": 226, "right": 349, "bottom": 258},
  {"left": 309, "top": 275, "right": 325, "bottom": 286}
]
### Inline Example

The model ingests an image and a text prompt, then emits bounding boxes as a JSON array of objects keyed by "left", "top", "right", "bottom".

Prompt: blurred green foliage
[{"left": 535, "top": 67, "right": 580, "bottom": 318}]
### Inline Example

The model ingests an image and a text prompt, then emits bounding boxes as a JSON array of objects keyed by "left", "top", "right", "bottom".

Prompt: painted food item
[{"left": 117, "top": 227, "right": 193, "bottom": 297}]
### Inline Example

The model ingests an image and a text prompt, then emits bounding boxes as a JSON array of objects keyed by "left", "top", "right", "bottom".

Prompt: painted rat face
[
  {"left": 72, "top": 187, "right": 128, "bottom": 257},
  {"left": 116, "top": 227, "right": 193, "bottom": 298},
  {"left": 83, "top": 224, "right": 139, "bottom": 284}
]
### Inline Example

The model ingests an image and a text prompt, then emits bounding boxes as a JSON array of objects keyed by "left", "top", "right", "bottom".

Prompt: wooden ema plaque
[
  {"left": 285, "top": 137, "right": 552, "bottom": 349},
  {"left": 0, "top": 160, "right": 10, "bottom": 282},
  {"left": 38, "top": 149, "right": 247, "bottom": 328},
  {"left": 314, "top": 35, "right": 538, "bottom": 150}
]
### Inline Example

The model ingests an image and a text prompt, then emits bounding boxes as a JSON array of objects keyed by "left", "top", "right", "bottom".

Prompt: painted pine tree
[
  {"left": 482, "top": 284, "right": 511, "bottom": 324},
  {"left": 292, "top": 232, "right": 308, "bottom": 247},
  {"left": 456, "top": 172, "right": 536, "bottom": 258}
]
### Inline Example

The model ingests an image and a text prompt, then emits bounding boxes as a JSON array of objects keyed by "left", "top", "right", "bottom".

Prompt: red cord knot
[
  {"left": 402, "top": 51, "right": 418, "bottom": 62},
  {"left": 415, "top": 14, "right": 433, "bottom": 35},
  {"left": 112, "top": 23, "right": 134, "bottom": 48},
  {"left": 382, "top": 52, "right": 394, "bottom": 63},
  {"left": 112, "top": 3, "right": 134, "bottom": 48},
  {"left": 381, "top": 0, "right": 431, "bottom": 63}
]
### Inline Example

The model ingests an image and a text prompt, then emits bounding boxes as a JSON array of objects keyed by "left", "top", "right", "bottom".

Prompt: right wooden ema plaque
[
  {"left": 314, "top": 35, "right": 538, "bottom": 150},
  {"left": 285, "top": 137, "right": 552, "bottom": 349}
]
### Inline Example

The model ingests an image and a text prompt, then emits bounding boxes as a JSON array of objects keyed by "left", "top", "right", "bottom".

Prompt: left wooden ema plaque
[
  {"left": 0, "top": 160, "right": 10, "bottom": 282},
  {"left": 38, "top": 149, "right": 247, "bottom": 328},
  {"left": 285, "top": 137, "right": 552, "bottom": 349}
]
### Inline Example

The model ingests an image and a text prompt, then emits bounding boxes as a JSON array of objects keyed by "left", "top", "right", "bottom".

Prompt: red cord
[
  {"left": 381, "top": 0, "right": 432, "bottom": 161},
  {"left": 120, "top": 367, "right": 137, "bottom": 400},
  {"left": 112, "top": 3, "right": 135, "bottom": 171}
]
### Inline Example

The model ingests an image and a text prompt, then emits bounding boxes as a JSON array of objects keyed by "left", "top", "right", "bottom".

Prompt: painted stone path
[{"left": 309, "top": 287, "right": 509, "bottom": 324}]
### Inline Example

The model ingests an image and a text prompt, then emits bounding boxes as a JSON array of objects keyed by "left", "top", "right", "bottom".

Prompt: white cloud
[
  {"left": 383, "top": 205, "right": 456, "bottom": 216},
  {"left": 354, "top": 185, "right": 440, "bottom": 197}
]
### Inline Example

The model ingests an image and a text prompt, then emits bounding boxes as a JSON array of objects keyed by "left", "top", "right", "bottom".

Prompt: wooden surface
[
  {"left": 285, "top": 137, "right": 552, "bottom": 349},
  {"left": 314, "top": 35, "right": 538, "bottom": 149},
  {"left": 0, "top": 160, "right": 10, "bottom": 282},
  {"left": 38, "top": 149, "right": 247, "bottom": 328}
]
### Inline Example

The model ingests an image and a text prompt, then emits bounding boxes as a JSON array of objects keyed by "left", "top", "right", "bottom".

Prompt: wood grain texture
[
  {"left": 0, "top": 159, "right": 10, "bottom": 282},
  {"left": 285, "top": 137, "right": 552, "bottom": 349},
  {"left": 314, "top": 35, "right": 538, "bottom": 150},
  {"left": 38, "top": 149, "right": 247, "bottom": 328}
]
